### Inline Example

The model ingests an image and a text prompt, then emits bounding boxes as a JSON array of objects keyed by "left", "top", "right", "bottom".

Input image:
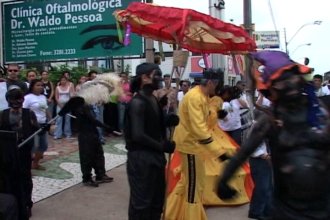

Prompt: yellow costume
[
  {"left": 164, "top": 93, "right": 254, "bottom": 220},
  {"left": 203, "top": 96, "right": 253, "bottom": 205},
  {"left": 164, "top": 86, "right": 227, "bottom": 220}
]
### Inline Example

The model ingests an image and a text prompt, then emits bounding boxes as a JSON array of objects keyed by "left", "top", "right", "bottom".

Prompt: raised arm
[{"left": 218, "top": 114, "right": 272, "bottom": 199}]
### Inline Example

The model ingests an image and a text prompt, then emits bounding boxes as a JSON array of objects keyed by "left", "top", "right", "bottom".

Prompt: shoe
[
  {"left": 65, "top": 136, "right": 75, "bottom": 139},
  {"left": 32, "top": 164, "right": 46, "bottom": 170},
  {"left": 95, "top": 175, "right": 114, "bottom": 183},
  {"left": 83, "top": 180, "right": 99, "bottom": 187},
  {"left": 53, "top": 136, "right": 62, "bottom": 140},
  {"left": 248, "top": 214, "right": 269, "bottom": 220},
  {"left": 112, "top": 131, "right": 123, "bottom": 136}
]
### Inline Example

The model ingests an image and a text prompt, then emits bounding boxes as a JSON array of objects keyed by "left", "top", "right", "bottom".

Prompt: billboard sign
[
  {"left": 254, "top": 31, "right": 280, "bottom": 49},
  {"left": 191, "top": 56, "right": 212, "bottom": 73},
  {"left": 2, "top": 0, "right": 142, "bottom": 63}
]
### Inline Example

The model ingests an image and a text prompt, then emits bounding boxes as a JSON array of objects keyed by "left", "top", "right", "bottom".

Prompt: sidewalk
[
  {"left": 31, "top": 165, "right": 250, "bottom": 220},
  {"left": 30, "top": 135, "right": 251, "bottom": 220},
  {"left": 31, "top": 134, "right": 127, "bottom": 203}
]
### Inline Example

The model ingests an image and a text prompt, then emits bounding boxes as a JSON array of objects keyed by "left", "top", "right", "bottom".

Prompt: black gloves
[
  {"left": 219, "top": 153, "right": 231, "bottom": 162},
  {"left": 217, "top": 181, "right": 237, "bottom": 200},
  {"left": 39, "top": 123, "right": 51, "bottom": 135},
  {"left": 104, "top": 125, "right": 114, "bottom": 133},
  {"left": 159, "top": 95, "right": 168, "bottom": 108},
  {"left": 163, "top": 140, "right": 176, "bottom": 153},
  {"left": 164, "top": 113, "right": 180, "bottom": 127},
  {"left": 217, "top": 109, "right": 228, "bottom": 119},
  {"left": 41, "top": 124, "right": 51, "bottom": 132}
]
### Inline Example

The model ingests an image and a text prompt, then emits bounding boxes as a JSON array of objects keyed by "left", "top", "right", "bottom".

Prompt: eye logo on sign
[{"left": 80, "top": 24, "right": 124, "bottom": 51}]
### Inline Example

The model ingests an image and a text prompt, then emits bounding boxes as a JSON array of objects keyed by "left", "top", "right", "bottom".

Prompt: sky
[{"left": 153, "top": 0, "right": 329, "bottom": 75}]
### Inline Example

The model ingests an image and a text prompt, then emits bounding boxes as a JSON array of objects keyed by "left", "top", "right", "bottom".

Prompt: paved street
[
  {"left": 31, "top": 165, "right": 251, "bottom": 220},
  {"left": 29, "top": 135, "right": 252, "bottom": 220}
]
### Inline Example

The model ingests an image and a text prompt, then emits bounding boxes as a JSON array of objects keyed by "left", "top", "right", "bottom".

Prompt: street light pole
[
  {"left": 209, "top": 0, "right": 226, "bottom": 82},
  {"left": 291, "top": 43, "right": 312, "bottom": 55},
  {"left": 285, "top": 20, "right": 322, "bottom": 55},
  {"left": 284, "top": 28, "right": 288, "bottom": 54}
]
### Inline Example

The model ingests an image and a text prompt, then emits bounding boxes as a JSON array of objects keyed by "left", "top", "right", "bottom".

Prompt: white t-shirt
[
  {"left": 177, "top": 91, "right": 184, "bottom": 103},
  {"left": 219, "top": 99, "right": 242, "bottom": 131},
  {"left": 257, "top": 96, "right": 271, "bottom": 107},
  {"left": 23, "top": 93, "right": 48, "bottom": 123},
  {"left": 316, "top": 85, "right": 330, "bottom": 97}
]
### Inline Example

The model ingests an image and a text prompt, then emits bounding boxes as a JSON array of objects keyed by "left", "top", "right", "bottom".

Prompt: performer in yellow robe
[
  {"left": 166, "top": 96, "right": 253, "bottom": 207},
  {"left": 164, "top": 69, "right": 228, "bottom": 220},
  {"left": 203, "top": 95, "right": 253, "bottom": 205}
]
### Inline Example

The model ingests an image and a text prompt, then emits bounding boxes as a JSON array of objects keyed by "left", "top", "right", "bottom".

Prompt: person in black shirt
[
  {"left": 40, "top": 71, "right": 54, "bottom": 102},
  {"left": 124, "top": 63, "right": 176, "bottom": 220},
  {"left": 73, "top": 102, "right": 114, "bottom": 187},
  {"left": 6, "top": 64, "right": 28, "bottom": 94},
  {"left": 0, "top": 87, "right": 39, "bottom": 219}
]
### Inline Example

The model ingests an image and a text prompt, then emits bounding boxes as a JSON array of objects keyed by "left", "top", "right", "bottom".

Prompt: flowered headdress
[
  {"left": 251, "top": 50, "right": 312, "bottom": 91},
  {"left": 251, "top": 50, "right": 322, "bottom": 129}
]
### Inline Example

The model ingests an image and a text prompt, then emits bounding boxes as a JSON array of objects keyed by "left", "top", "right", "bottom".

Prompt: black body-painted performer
[
  {"left": 124, "top": 63, "right": 176, "bottom": 220},
  {"left": 217, "top": 51, "right": 330, "bottom": 220},
  {"left": 0, "top": 87, "right": 39, "bottom": 219},
  {"left": 72, "top": 103, "right": 114, "bottom": 187},
  {"left": 0, "top": 130, "right": 20, "bottom": 220}
]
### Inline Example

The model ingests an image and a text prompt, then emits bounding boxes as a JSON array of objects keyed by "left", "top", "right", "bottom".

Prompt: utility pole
[
  {"left": 209, "top": 0, "right": 227, "bottom": 83},
  {"left": 243, "top": 0, "right": 253, "bottom": 87},
  {"left": 145, "top": 0, "right": 154, "bottom": 63},
  {"left": 243, "top": 0, "right": 253, "bottom": 36},
  {"left": 243, "top": 0, "right": 255, "bottom": 118}
]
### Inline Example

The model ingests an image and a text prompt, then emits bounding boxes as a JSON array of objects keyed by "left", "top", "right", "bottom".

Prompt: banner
[
  {"left": 2, "top": 0, "right": 143, "bottom": 63},
  {"left": 253, "top": 31, "right": 280, "bottom": 49}
]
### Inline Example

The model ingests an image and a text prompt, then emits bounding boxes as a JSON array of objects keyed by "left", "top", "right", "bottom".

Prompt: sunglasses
[{"left": 8, "top": 69, "right": 19, "bottom": 72}]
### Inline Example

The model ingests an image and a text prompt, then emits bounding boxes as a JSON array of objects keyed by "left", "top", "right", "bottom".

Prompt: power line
[
  {"left": 267, "top": 0, "right": 280, "bottom": 47},
  {"left": 267, "top": 0, "right": 278, "bottom": 32}
]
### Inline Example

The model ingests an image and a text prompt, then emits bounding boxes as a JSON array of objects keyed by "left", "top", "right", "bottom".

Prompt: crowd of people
[
  {"left": 0, "top": 64, "right": 129, "bottom": 219},
  {"left": 1, "top": 50, "right": 330, "bottom": 220},
  {"left": 124, "top": 54, "right": 330, "bottom": 220}
]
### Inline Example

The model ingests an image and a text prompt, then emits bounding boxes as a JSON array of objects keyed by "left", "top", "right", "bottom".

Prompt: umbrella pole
[
  {"left": 18, "top": 96, "right": 82, "bottom": 148},
  {"left": 162, "top": 126, "right": 175, "bottom": 220},
  {"left": 18, "top": 115, "right": 59, "bottom": 148}
]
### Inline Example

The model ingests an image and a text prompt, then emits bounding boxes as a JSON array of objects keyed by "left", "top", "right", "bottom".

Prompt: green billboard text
[{"left": 2, "top": 0, "right": 142, "bottom": 63}]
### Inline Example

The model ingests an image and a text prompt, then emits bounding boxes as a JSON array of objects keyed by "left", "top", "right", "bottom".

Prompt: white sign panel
[{"left": 254, "top": 31, "right": 280, "bottom": 49}]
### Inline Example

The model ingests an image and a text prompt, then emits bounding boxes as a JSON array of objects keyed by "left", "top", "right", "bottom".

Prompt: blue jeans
[
  {"left": 118, "top": 102, "right": 127, "bottom": 132},
  {"left": 54, "top": 106, "right": 72, "bottom": 138},
  {"left": 34, "top": 127, "right": 48, "bottom": 152},
  {"left": 249, "top": 157, "right": 273, "bottom": 218},
  {"left": 227, "top": 128, "right": 242, "bottom": 146},
  {"left": 91, "top": 105, "right": 104, "bottom": 141}
]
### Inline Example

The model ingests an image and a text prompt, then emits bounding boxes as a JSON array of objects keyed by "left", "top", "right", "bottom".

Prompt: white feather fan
[{"left": 76, "top": 73, "right": 123, "bottom": 105}]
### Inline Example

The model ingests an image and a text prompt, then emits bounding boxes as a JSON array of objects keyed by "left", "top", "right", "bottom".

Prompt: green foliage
[
  {"left": 48, "top": 64, "right": 88, "bottom": 85},
  {"left": 16, "top": 63, "right": 114, "bottom": 85}
]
